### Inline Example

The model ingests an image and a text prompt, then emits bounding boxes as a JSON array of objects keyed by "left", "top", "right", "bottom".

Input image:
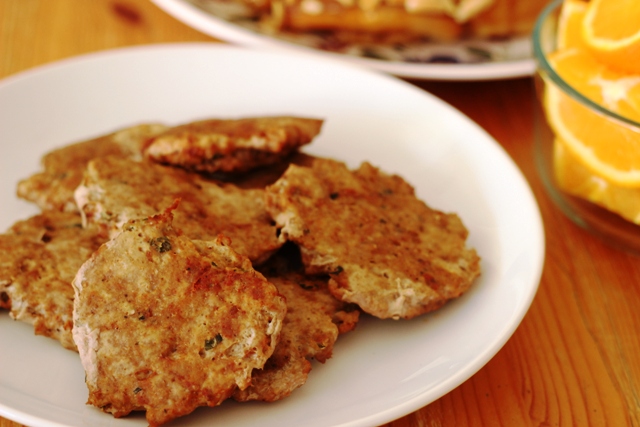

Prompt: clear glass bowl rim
[{"left": 532, "top": 0, "right": 640, "bottom": 131}]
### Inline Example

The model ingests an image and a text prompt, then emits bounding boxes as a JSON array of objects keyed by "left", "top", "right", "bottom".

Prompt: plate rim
[{"left": 0, "top": 42, "right": 545, "bottom": 427}]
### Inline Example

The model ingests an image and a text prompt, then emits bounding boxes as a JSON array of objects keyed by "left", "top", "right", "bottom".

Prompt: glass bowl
[{"left": 533, "top": 0, "right": 640, "bottom": 255}]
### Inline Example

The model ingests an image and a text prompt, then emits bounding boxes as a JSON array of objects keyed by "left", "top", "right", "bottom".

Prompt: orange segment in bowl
[
  {"left": 554, "top": 138, "right": 640, "bottom": 224},
  {"left": 548, "top": 49, "right": 640, "bottom": 121},
  {"left": 557, "top": 0, "right": 588, "bottom": 50},
  {"left": 544, "top": 81, "right": 640, "bottom": 187},
  {"left": 582, "top": 0, "right": 640, "bottom": 73},
  {"left": 543, "top": 49, "right": 640, "bottom": 187}
]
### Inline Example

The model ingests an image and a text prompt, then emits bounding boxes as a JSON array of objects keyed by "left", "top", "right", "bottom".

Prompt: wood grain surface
[{"left": 1, "top": 1, "right": 639, "bottom": 426}]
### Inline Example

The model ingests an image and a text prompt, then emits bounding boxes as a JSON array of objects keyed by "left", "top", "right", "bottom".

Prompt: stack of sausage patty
[{"left": 0, "top": 115, "right": 480, "bottom": 426}]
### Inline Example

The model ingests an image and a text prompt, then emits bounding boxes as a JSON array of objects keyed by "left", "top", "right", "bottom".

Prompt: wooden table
[{"left": 1, "top": 1, "right": 638, "bottom": 426}]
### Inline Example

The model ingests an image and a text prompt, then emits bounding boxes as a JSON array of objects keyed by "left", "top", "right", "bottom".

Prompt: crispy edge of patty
[
  {"left": 16, "top": 123, "right": 168, "bottom": 212},
  {"left": 233, "top": 246, "right": 360, "bottom": 402},
  {"left": 143, "top": 116, "right": 323, "bottom": 174},
  {"left": 0, "top": 211, "right": 106, "bottom": 350},
  {"left": 75, "top": 156, "right": 282, "bottom": 264}
]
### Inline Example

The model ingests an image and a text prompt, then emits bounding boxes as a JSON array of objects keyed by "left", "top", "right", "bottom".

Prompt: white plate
[
  {"left": 0, "top": 43, "right": 544, "bottom": 427},
  {"left": 151, "top": 0, "right": 537, "bottom": 80}
]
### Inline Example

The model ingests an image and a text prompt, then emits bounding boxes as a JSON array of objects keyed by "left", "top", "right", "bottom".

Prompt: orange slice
[
  {"left": 557, "top": 0, "right": 588, "bottom": 50},
  {"left": 543, "top": 49, "right": 640, "bottom": 187},
  {"left": 582, "top": 0, "right": 640, "bottom": 73},
  {"left": 548, "top": 49, "right": 640, "bottom": 121},
  {"left": 554, "top": 138, "right": 640, "bottom": 224}
]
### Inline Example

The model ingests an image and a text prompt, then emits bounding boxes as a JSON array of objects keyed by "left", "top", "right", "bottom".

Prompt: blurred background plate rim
[{"left": 152, "top": 0, "right": 537, "bottom": 81}]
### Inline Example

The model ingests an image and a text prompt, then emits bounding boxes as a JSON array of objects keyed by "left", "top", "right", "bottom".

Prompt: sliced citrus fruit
[
  {"left": 554, "top": 138, "right": 640, "bottom": 224},
  {"left": 557, "top": 0, "right": 588, "bottom": 50},
  {"left": 549, "top": 49, "right": 640, "bottom": 121},
  {"left": 544, "top": 81, "right": 640, "bottom": 187},
  {"left": 582, "top": 0, "right": 640, "bottom": 73},
  {"left": 543, "top": 50, "right": 640, "bottom": 187}
]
